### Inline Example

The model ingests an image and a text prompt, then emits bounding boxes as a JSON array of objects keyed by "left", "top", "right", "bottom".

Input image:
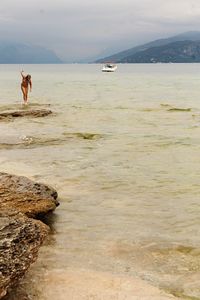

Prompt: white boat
[{"left": 102, "top": 63, "right": 117, "bottom": 72}]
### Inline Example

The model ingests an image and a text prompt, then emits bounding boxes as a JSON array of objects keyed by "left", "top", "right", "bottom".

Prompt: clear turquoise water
[{"left": 2, "top": 64, "right": 200, "bottom": 299}]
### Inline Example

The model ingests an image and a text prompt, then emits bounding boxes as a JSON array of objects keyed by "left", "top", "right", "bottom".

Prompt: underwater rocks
[
  {"left": 0, "top": 173, "right": 59, "bottom": 299},
  {"left": 0, "top": 109, "right": 52, "bottom": 120}
]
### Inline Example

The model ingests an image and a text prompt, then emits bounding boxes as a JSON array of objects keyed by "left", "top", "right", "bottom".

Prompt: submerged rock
[
  {"left": 75, "top": 132, "right": 102, "bottom": 140},
  {"left": 0, "top": 172, "right": 59, "bottom": 217},
  {"left": 167, "top": 107, "right": 191, "bottom": 112},
  {"left": 0, "top": 109, "right": 52, "bottom": 120},
  {"left": 0, "top": 209, "right": 48, "bottom": 299}
]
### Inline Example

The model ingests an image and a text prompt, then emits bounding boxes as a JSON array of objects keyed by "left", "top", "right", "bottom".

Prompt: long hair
[{"left": 26, "top": 74, "right": 31, "bottom": 82}]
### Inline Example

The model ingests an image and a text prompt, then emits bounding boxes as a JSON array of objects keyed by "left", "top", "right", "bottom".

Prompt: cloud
[{"left": 0, "top": 0, "right": 200, "bottom": 61}]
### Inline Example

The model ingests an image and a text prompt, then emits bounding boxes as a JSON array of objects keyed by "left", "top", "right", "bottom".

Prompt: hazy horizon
[{"left": 1, "top": 0, "right": 200, "bottom": 62}]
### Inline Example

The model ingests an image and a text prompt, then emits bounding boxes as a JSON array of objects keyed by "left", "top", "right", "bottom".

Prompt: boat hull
[{"left": 101, "top": 65, "right": 117, "bottom": 72}]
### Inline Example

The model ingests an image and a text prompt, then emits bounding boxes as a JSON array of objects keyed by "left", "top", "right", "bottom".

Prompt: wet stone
[
  {"left": 0, "top": 210, "right": 48, "bottom": 299},
  {"left": 0, "top": 172, "right": 59, "bottom": 218},
  {"left": 0, "top": 109, "right": 52, "bottom": 120},
  {"left": 0, "top": 172, "right": 59, "bottom": 299}
]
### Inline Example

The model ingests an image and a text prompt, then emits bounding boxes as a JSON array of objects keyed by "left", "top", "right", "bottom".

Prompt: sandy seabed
[{"left": 32, "top": 268, "right": 178, "bottom": 300}]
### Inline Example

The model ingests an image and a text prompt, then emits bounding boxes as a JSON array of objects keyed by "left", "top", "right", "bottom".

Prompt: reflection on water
[{"left": 2, "top": 64, "right": 200, "bottom": 299}]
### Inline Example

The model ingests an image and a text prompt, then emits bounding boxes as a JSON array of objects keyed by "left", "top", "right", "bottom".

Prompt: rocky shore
[{"left": 0, "top": 172, "right": 59, "bottom": 298}]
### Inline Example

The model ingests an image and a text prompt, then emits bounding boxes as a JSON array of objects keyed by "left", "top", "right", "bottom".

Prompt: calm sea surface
[{"left": 2, "top": 64, "right": 200, "bottom": 299}]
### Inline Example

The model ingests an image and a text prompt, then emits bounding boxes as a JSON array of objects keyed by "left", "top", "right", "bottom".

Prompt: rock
[
  {"left": 0, "top": 209, "right": 48, "bottom": 299},
  {"left": 75, "top": 133, "right": 102, "bottom": 140},
  {"left": 0, "top": 172, "right": 59, "bottom": 217},
  {"left": 0, "top": 172, "right": 59, "bottom": 298},
  {"left": 0, "top": 109, "right": 52, "bottom": 120}
]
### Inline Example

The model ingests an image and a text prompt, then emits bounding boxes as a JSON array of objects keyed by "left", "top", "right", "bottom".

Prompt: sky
[{"left": 0, "top": 0, "right": 200, "bottom": 62}]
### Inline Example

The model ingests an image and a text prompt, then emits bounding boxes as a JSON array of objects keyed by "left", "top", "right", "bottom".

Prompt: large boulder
[
  {"left": 0, "top": 172, "right": 59, "bottom": 298},
  {"left": 0, "top": 172, "right": 59, "bottom": 217},
  {"left": 0, "top": 210, "right": 48, "bottom": 299}
]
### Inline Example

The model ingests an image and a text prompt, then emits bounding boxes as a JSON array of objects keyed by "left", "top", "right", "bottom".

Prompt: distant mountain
[
  {"left": 95, "top": 31, "right": 200, "bottom": 63},
  {"left": 119, "top": 40, "right": 200, "bottom": 63},
  {"left": 0, "top": 42, "right": 62, "bottom": 64}
]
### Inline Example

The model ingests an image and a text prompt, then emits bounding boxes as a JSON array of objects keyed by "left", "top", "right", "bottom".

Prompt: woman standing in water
[{"left": 21, "top": 70, "right": 32, "bottom": 104}]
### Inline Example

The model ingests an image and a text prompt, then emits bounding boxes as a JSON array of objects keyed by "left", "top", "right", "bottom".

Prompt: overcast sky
[{"left": 1, "top": 0, "right": 200, "bottom": 62}]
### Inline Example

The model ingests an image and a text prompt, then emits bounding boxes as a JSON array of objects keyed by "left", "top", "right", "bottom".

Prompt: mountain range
[
  {"left": 0, "top": 42, "right": 62, "bottom": 64},
  {"left": 96, "top": 31, "right": 200, "bottom": 63},
  {"left": 1, "top": 32, "right": 200, "bottom": 64}
]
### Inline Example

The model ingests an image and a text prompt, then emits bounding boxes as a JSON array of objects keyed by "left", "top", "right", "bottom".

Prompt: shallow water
[{"left": 2, "top": 64, "right": 200, "bottom": 299}]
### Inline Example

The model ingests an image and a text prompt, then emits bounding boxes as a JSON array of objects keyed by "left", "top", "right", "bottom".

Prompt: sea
[{"left": 1, "top": 64, "right": 200, "bottom": 299}]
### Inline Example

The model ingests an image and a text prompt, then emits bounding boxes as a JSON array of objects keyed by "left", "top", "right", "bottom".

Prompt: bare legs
[{"left": 21, "top": 86, "right": 28, "bottom": 105}]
